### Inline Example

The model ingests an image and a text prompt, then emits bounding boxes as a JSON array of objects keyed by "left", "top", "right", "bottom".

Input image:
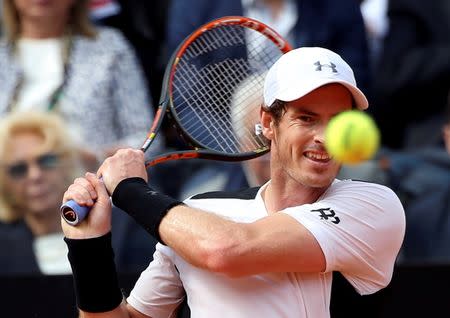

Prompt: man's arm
[
  {"left": 159, "top": 205, "right": 326, "bottom": 277},
  {"left": 61, "top": 174, "right": 153, "bottom": 318},
  {"left": 98, "top": 149, "right": 325, "bottom": 277}
]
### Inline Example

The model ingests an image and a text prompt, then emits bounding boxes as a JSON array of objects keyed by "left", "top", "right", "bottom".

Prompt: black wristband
[
  {"left": 111, "top": 177, "right": 183, "bottom": 244},
  {"left": 64, "top": 233, "right": 123, "bottom": 313}
]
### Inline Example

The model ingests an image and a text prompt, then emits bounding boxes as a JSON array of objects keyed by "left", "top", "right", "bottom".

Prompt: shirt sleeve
[
  {"left": 282, "top": 180, "right": 405, "bottom": 295},
  {"left": 127, "top": 244, "right": 185, "bottom": 318}
]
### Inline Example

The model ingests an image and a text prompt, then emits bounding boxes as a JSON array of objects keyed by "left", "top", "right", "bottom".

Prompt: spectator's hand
[
  {"left": 61, "top": 172, "right": 112, "bottom": 239},
  {"left": 97, "top": 148, "right": 148, "bottom": 195}
]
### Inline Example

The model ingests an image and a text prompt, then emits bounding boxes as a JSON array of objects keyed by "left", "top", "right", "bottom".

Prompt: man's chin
[{"left": 302, "top": 174, "right": 335, "bottom": 189}]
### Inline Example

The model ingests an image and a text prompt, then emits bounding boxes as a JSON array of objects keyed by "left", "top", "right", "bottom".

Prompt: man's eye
[{"left": 299, "top": 116, "right": 313, "bottom": 122}]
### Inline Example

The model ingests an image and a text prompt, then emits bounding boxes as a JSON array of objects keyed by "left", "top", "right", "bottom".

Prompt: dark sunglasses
[{"left": 5, "top": 153, "right": 60, "bottom": 179}]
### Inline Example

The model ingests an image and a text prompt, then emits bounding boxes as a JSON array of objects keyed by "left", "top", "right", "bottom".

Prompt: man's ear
[{"left": 260, "top": 109, "right": 274, "bottom": 140}]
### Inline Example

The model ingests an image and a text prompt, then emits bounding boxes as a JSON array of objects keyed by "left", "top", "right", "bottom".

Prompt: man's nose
[{"left": 313, "top": 123, "right": 326, "bottom": 144}]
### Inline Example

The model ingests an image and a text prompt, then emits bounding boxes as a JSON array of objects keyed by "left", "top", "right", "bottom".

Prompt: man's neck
[{"left": 262, "top": 178, "right": 326, "bottom": 214}]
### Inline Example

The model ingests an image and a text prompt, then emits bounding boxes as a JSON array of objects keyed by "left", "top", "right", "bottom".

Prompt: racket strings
[
  {"left": 175, "top": 59, "right": 250, "bottom": 153},
  {"left": 187, "top": 25, "right": 247, "bottom": 58},
  {"left": 174, "top": 59, "right": 250, "bottom": 152},
  {"left": 174, "top": 62, "right": 240, "bottom": 152},
  {"left": 175, "top": 72, "right": 265, "bottom": 154},
  {"left": 171, "top": 24, "right": 283, "bottom": 155}
]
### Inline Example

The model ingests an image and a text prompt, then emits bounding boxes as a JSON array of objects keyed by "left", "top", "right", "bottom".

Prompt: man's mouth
[{"left": 304, "top": 151, "right": 331, "bottom": 162}]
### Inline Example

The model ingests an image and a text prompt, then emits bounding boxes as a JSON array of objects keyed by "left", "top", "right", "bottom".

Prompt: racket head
[
  {"left": 62, "top": 17, "right": 292, "bottom": 225},
  {"left": 164, "top": 16, "right": 292, "bottom": 161}
]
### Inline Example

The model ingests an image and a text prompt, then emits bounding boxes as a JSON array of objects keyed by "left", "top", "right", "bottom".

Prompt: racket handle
[{"left": 60, "top": 200, "right": 91, "bottom": 226}]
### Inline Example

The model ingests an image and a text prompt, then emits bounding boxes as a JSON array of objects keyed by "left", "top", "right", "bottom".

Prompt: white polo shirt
[{"left": 127, "top": 179, "right": 405, "bottom": 318}]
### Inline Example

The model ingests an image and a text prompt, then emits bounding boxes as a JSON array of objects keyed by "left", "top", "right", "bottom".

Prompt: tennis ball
[{"left": 325, "top": 110, "right": 380, "bottom": 165}]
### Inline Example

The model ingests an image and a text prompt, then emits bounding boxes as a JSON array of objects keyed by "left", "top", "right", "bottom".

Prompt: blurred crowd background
[{"left": 0, "top": 0, "right": 449, "bottom": 317}]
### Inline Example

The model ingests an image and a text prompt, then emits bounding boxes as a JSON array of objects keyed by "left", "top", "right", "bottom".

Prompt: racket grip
[{"left": 60, "top": 200, "right": 91, "bottom": 226}]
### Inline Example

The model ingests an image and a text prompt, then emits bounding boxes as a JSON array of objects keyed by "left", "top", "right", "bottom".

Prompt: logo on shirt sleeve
[{"left": 310, "top": 207, "right": 340, "bottom": 224}]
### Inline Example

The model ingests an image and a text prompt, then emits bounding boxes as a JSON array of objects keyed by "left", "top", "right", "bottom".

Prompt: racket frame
[
  {"left": 61, "top": 16, "right": 292, "bottom": 225},
  {"left": 144, "top": 16, "right": 292, "bottom": 168}
]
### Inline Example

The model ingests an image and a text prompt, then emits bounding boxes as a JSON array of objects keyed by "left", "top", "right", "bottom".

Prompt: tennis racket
[{"left": 61, "top": 16, "right": 292, "bottom": 225}]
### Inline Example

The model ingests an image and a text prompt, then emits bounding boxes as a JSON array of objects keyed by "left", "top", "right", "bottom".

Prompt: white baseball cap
[{"left": 263, "top": 47, "right": 368, "bottom": 110}]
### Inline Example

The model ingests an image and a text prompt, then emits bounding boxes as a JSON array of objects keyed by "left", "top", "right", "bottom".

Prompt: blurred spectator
[
  {"left": 0, "top": 111, "right": 82, "bottom": 274},
  {"left": 389, "top": 100, "right": 450, "bottom": 265},
  {"left": 370, "top": 0, "right": 450, "bottom": 149},
  {"left": 167, "top": 0, "right": 370, "bottom": 95},
  {"left": 0, "top": 0, "right": 2, "bottom": 36},
  {"left": 340, "top": 100, "right": 450, "bottom": 265},
  {"left": 0, "top": 0, "right": 163, "bottom": 171},
  {"left": 0, "top": 111, "right": 157, "bottom": 275},
  {"left": 88, "top": 0, "right": 171, "bottom": 106},
  {"left": 89, "top": 0, "right": 121, "bottom": 20},
  {"left": 359, "top": 0, "right": 389, "bottom": 71},
  {"left": 444, "top": 105, "right": 450, "bottom": 153}
]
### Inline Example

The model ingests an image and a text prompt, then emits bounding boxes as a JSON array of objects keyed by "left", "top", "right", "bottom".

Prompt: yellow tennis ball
[{"left": 325, "top": 110, "right": 380, "bottom": 165}]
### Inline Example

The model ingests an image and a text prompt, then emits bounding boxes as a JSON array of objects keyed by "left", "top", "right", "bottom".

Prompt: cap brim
[{"left": 274, "top": 79, "right": 368, "bottom": 110}]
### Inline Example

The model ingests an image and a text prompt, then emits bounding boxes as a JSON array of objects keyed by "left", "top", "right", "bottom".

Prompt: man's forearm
[
  {"left": 111, "top": 177, "right": 183, "bottom": 244},
  {"left": 159, "top": 204, "right": 249, "bottom": 272},
  {"left": 111, "top": 177, "right": 249, "bottom": 272}
]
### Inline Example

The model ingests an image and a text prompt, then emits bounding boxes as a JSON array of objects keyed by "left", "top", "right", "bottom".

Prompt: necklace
[{"left": 7, "top": 34, "right": 73, "bottom": 112}]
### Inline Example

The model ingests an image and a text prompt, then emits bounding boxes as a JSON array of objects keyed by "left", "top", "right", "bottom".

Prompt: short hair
[
  {"left": 262, "top": 99, "right": 287, "bottom": 125},
  {"left": 2, "top": 0, "right": 97, "bottom": 42},
  {"left": 0, "top": 111, "right": 84, "bottom": 222}
]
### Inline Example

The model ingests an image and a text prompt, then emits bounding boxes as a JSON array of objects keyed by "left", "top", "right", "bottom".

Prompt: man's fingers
[
  {"left": 85, "top": 172, "right": 110, "bottom": 198},
  {"left": 63, "top": 183, "right": 95, "bottom": 206},
  {"left": 95, "top": 148, "right": 148, "bottom": 195},
  {"left": 73, "top": 176, "right": 98, "bottom": 200}
]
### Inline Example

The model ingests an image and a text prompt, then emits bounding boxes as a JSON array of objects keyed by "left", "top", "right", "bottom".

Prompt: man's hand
[
  {"left": 97, "top": 148, "right": 148, "bottom": 195},
  {"left": 61, "top": 173, "right": 112, "bottom": 239}
]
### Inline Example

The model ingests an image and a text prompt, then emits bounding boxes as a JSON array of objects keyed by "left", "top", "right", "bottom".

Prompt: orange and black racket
[{"left": 61, "top": 16, "right": 292, "bottom": 225}]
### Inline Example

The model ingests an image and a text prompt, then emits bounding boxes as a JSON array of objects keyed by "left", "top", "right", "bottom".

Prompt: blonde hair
[
  {"left": 2, "top": 0, "right": 97, "bottom": 42},
  {"left": 0, "top": 111, "right": 84, "bottom": 222}
]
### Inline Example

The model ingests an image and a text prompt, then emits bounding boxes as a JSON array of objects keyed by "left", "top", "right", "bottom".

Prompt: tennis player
[{"left": 62, "top": 47, "right": 406, "bottom": 318}]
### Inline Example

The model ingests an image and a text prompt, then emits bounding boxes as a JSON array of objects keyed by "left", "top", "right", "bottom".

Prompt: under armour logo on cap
[
  {"left": 263, "top": 47, "right": 368, "bottom": 109},
  {"left": 314, "top": 61, "right": 337, "bottom": 73}
]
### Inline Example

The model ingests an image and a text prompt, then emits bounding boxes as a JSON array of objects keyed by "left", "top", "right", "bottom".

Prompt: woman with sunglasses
[
  {"left": 0, "top": 0, "right": 163, "bottom": 171},
  {"left": 0, "top": 111, "right": 83, "bottom": 274},
  {"left": 0, "top": 111, "right": 159, "bottom": 275}
]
